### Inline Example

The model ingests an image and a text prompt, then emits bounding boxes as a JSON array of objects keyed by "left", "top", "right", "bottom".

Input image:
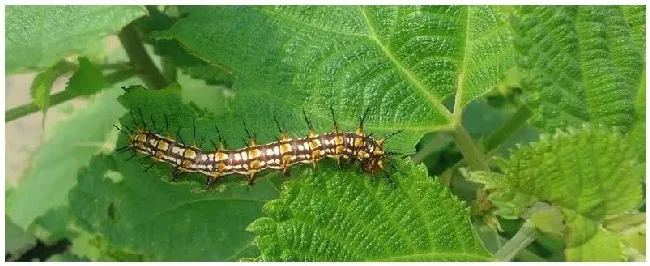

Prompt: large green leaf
[
  {"left": 161, "top": 6, "right": 514, "bottom": 151},
  {"left": 465, "top": 125, "right": 644, "bottom": 261},
  {"left": 247, "top": 159, "right": 493, "bottom": 261},
  {"left": 135, "top": 6, "right": 235, "bottom": 87},
  {"left": 68, "top": 154, "right": 279, "bottom": 261},
  {"left": 29, "top": 61, "right": 74, "bottom": 111},
  {"left": 6, "top": 86, "right": 127, "bottom": 232},
  {"left": 6, "top": 6, "right": 145, "bottom": 74},
  {"left": 620, "top": 6, "right": 646, "bottom": 57},
  {"left": 68, "top": 85, "right": 281, "bottom": 261},
  {"left": 629, "top": 70, "right": 645, "bottom": 160},
  {"left": 511, "top": 6, "right": 645, "bottom": 132}
]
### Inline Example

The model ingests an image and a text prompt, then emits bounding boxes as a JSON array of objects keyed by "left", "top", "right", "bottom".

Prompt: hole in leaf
[{"left": 107, "top": 202, "right": 118, "bottom": 222}]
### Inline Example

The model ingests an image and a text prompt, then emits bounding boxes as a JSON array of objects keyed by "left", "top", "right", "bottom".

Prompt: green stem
[
  {"left": 118, "top": 23, "right": 168, "bottom": 89},
  {"left": 411, "top": 133, "right": 454, "bottom": 164},
  {"left": 495, "top": 219, "right": 537, "bottom": 261},
  {"left": 442, "top": 104, "right": 534, "bottom": 177},
  {"left": 5, "top": 69, "right": 135, "bottom": 123},
  {"left": 162, "top": 57, "right": 178, "bottom": 83},
  {"left": 453, "top": 123, "right": 489, "bottom": 171},
  {"left": 484, "top": 105, "right": 533, "bottom": 151},
  {"left": 497, "top": 236, "right": 546, "bottom": 262}
]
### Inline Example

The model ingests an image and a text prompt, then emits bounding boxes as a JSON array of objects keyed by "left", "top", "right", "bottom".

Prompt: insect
[{"left": 114, "top": 106, "right": 404, "bottom": 191}]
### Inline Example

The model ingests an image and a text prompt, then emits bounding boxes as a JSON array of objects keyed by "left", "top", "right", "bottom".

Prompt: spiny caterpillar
[{"left": 114, "top": 107, "right": 403, "bottom": 191}]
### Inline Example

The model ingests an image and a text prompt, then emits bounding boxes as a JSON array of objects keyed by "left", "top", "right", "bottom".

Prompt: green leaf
[
  {"left": 247, "top": 159, "right": 493, "bottom": 261},
  {"left": 68, "top": 153, "right": 278, "bottom": 261},
  {"left": 5, "top": 215, "right": 37, "bottom": 261},
  {"left": 620, "top": 6, "right": 646, "bottom": 57},
  {"left": 47, "top": 254, "right": 90, "bottom": 262},
  {"left": 29, "top": 61, "right": 73, "bottom": 111},
  {"left": 6, "top": 86, "right": 127, "bottom": 232},
  {"left": 511, "top": 6, "right": 645, "bottom": 132},
  {"left": 28, "top": 207, "right": 79, "bottom": 243},
  {"left": 161, "top": 6, "right": 515, "bottom": 149},
  {"left": 465, "top": 125, "right": 644, "bottom": 261},
  {"left": 6, "top": 6, "right": 145, "bottom": 74},
  {"left": 629, "top": 70, "right": 645, "bottom": 160},
  {"left": 66, "top": 57, "right": 110, "bottom": 96},
  {"left": 149, "top": 33, "right": 235, "bottom": 87},
  {"left": 604, "top": 213, "right": 646, "bottom": 259},
  {"left": 135, "top": 6, "right": 235, "bottom": 87},
  {"left": 178, "top": 73, "right": 231, "bottom": 116},
  {"left": 563, "top": 209, "right": 625, "bottom": 262},
  {"left": 67, "top": 85, "right": 281, "bottom": 261}
]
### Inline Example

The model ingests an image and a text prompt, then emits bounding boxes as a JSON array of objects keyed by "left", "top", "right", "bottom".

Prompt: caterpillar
[{"left": 114, "top": 107, "right": 403, "bottom": 191}]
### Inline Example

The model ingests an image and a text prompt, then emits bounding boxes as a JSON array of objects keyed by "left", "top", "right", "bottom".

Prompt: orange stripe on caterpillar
[{"left": 114, "top": 106, "right": 403, "bottom": 191}]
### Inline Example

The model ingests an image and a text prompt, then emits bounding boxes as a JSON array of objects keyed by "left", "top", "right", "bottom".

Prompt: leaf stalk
[
  {"left": 495, "top": 219, "right": 537, "bottom": 261},
  {"left": 453, "top": 123, "right": 489, "bottom": 171}
]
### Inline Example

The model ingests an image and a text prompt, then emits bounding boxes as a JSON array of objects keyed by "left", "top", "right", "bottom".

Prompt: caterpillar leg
[
  {"left": 247, "top": 170, "right": 259, "bottom": 186},
  {"left": 382, "top": 171, "right": 397, "bottom": 189},
  {"left": 339, "top": 158, "right": 354, "bottom": 170},
  {"left": 280, "top": 165, "right": 291, "bottom": 179},
  {"left": 206, "top": 173, "right": 222, "bottom": 191},
  {"left": 170, "top": 168, "right": 183, "bottom": 182}
]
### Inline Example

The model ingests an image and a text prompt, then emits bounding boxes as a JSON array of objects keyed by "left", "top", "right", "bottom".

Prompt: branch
[
  {"left": 5, "top": 69, "right": 135, "bottom": 123},
  {"left": 162, "top": 57, "right": 178, "bottom": 83},
  {"left": 118, "top": 23, "right": 168, "bottom": 89}
]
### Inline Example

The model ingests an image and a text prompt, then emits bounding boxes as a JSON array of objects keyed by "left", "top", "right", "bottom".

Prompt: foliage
[
  {"left": 248, "top": 159, "right": 492, "bottom": 261},
  {"left": 4, "top": 5, "right": 645, "bottom": 262},
  {"left": 6, "top": 6, "right": 145, "bottom": 74},
  {"left": 464, "top": 126, "right": 644, "bottom": 261}
]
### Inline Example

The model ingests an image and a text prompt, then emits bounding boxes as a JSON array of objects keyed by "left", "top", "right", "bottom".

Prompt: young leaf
[
  {"left": 247, "top": 159, "right": 493, "bottom": 261},
  {"left": 511, "top": 6, "right": 645, "bottom": 132},
  {"left": 6, "top": 6, "right": 145, "bottom": 74},
  {"left": 161, "top": 6, "right": 515, "bottom": 150},
  {"left": 29, "top": 61, "right": 73, "bottom": 111},
  {"left": 66, "top": 57, "right": 110, "bottom": 96},
  {"left": 465, "top": 125, "right": 644, "bottom": 261}
]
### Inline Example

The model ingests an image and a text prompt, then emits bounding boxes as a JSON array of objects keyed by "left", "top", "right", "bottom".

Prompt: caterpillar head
[
  {"left": 362, "top": 156, "right": 385, "bottom": 173},
  {"left": 360, "top": 129, "right": 404, "bottom": 174},
  {"left": 360, "top": 138, "right": 386, "bottom": 174}
]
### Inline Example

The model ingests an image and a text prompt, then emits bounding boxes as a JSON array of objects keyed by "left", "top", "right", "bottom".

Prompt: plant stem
[
  {"left": 118, "top": 23, "right": 168, "bottom": 89},
  {"left": 411, "top": 133, "right": 454, "bottom": 164},
  {"left": 162, "top": 57, "right": 178, "bottom": 83},
  {"left": 497, "top": 236, "right": 546, "bottom": 262},
  {"left": 484, "top": 105, "right": 533, "bottom": 151},
  {"left": 495, "top": 219, "right": 537, "bottom": 261},
  {"left": 5, "top": 69, "right": 135, "bottom": 123},
  {"left": 453, "top": 123, "right": 489, "bottom": 171},
  {"left": 441, "top": 104, "right": 534, "bottom": 178}
]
